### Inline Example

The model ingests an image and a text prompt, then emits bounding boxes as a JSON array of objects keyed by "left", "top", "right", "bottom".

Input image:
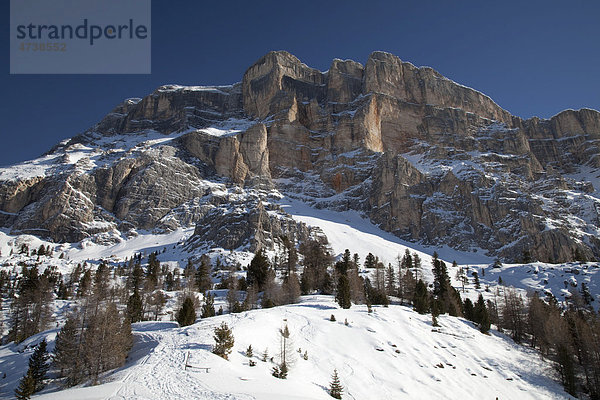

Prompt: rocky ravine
[{"left": 0, "top": 50, "right": 598, "bottom": 262}]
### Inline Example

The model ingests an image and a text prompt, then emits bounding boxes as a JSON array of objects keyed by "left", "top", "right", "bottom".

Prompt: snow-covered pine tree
[{"left": 329, "top": 369, "right": 343, "bottom": 399}]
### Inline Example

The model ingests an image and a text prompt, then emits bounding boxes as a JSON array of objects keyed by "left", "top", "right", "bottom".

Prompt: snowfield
[
  {"left": 1, "top": 297, "right": 569, "bottom": 400},
  {"left": 0, "top": 197, "right": 595, "bottom": 399}
]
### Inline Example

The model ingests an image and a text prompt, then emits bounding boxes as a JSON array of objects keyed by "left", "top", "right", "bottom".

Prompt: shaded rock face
[
  {"left": 0, "top": 50, "right": 599, "bottom": 262},
  {"left": 97, "top": 84, "right": 244, "bottom": 136},
  {"left": 188, "top": 198, "right": 321, "bottom": 253}
]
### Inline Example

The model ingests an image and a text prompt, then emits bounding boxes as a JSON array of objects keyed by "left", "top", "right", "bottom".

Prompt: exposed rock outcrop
[{"left": 0, "top": 50, "right": 598, "bottom": 262}]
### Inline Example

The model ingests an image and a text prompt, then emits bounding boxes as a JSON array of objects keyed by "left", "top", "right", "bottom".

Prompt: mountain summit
[{"left": 0, "top": 51, "right": 598, "bottom": 262}]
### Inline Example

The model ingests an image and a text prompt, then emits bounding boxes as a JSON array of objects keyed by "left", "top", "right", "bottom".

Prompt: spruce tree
[
  {"left": 463, "top": 298, "right": 475, "bottom": 321},
  {"left": 385, "top": 264, "right": 395, "bottom": 296},
  {"left": 177, "top": 297, "right": 196, "bottom": 327},
  {"left": 14, "top": 372, "right": 35, "bottom": 400},
  {"left": 53, "top": 315, "right": 82, "bottom": 386},
  {"left": 201, "top": 291, "right": 216, "bottom": 318},
  {"left": 126, "top": 289, "right": 143, "bottom": 323},
  {"left": 413, "top": 279, "right": 429, "bottom": 314},
  {"left": 247, "top": 250, "right": 270, "bottom": 291},
  {"left": 474, "top": 294, "right": 490, "bottom": 333},
  {"left": 336, "top": 274, "right": 351, "bottom": 309},
  {"left": 213, "top": 322, "right": 235, "bottom": 360},
  {"left": 195, "top": 257, "right": 212, "bottom": 292},
  {"left": 329, "top": 369, "right": 343, "bottom": 399},
  {"left": 15, "top": 339, "right": 50, "bottom": 398},
  {"left": 473, "top": 271, "right": 480, "bottom": 289},
  {"left": 364, "top": 253, "right": 376, "bottom": 269},
  {"left": 28, "top": 339, "right": 50, "bottom": 391}
]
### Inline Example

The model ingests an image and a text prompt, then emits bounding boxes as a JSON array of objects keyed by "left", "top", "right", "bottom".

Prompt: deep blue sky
[{"left": 2, "top": 1, "right": 599, "bottom": 166}]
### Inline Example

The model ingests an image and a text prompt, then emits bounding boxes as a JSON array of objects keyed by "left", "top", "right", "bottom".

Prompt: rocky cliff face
[{"left": 0, "top": 50, "right": 598, "bottom": 262}]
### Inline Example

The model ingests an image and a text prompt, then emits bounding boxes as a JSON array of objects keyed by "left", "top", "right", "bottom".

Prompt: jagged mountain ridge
[{"left": 0, "top": 50, "right": 598, "bottom": 262}]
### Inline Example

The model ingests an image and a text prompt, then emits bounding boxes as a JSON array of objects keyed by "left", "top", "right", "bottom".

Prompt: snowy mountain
[
  {"left": 0, "top": 50, "right": 598, "bottom": 262},
  {"left": 0, "top": 50, "right": 599, "bottom": 399}
]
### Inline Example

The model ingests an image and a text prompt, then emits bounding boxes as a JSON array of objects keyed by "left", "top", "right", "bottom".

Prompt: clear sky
[{"left": 1, "top": 0, "right": 599, "bottom": 166}]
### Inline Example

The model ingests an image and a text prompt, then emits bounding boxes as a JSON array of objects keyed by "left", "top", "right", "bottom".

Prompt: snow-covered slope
[
  {"left": 0, "top": 195, "right": 596, "bottom": 399},
  {"left": 2, "top": 297, "right": 569, "bottom": 400}
]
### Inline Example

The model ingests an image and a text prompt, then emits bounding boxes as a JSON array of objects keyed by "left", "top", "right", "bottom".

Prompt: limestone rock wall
[{"left": 0, "top": 50, "right": 598, "bottom": 262}]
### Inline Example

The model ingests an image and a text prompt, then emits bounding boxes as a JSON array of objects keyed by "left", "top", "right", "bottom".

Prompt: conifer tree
[
  {"left": 413, "top": 279, "right": 429, "bottom": 314},
  {"left": 463, "top": 298, "right": 475, "bottom": 321},
  {"left": 93, "top": 263, "right": 110, "bottom": 306},
  {"left": 14, "top": 372, "right": 35, "bottom": 400},
  {"left": 146, "top": 252, "right": 160, "bottom": 289},
  {"left": 281, "top": 236, "right": 298, "bottom": 278},
  {"left": 226, "top": 278, "right": 240, "bottom": 313},
  {"left": 399, "top": 268, "right": 416, "bottom": 305},
  {"left": 281, "top": 273, "right": 301, "bottom": 305},
  {"left": 476, "top": 297, "right": 490, "bottom": 333},
  {"left": 177, "top": 297, "right": 196, "bottom": 327},
  {"left": 15, "top": 339, "right": 50, "bottom": 398},
  {"left": 278, "top": 323, "right": 293, "bottom": 372},
  {"left": 129, "top": 263, "right": 144, "bottom": 293},
  {"left": 78, "top": 269, "right": 92, "bottom": 298},
  {"left": 165, "top": 270, "right": 175, "bottom": 291},
  {"left": 247, "top": 250, "right": 270, "bottom": 291},
  {"left": 364, "top": 253, "right": 376, "bottom": 269},
  {"left": 127, "top": 289, "right": 143, "bottom": 323},
  {"left": 52, "top": 315, "right": 82, "bottom": 386},
  {"left": 195, "top": 257, "right": 212, "bottom": 292},
  {"left": 84, "top": 302, "right": 131, "bottom": 384},
  {"left": 201, "top": 291, "right": 216, "bottom": 318},
  {"left": 329, "top": 369, "right": 343, "bottom": 399},
  {"left": 213, "top": 322, "right": 234, "bottom": 360},
  {"left": 299, "top": 240, "right": 333, "bottom": 294},
  {"left": 336, "top": 274, "right": 351, "bottom": 309},
  {"left": 473, "top": 271, "right": 480, "bottom": 289},
  {"left": 28, "top": 339, "right": 50, "bottom": 391},
  {"left": 8, "top": 267, "right": 53, "bottom": 343},
  {"left": 385, "top": 264, "right": 396, "bottom": 296}
]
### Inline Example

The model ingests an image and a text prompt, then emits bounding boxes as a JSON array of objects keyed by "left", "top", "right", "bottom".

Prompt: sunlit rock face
[{"left": 1, "top": 50, "right": 598, "bottom": 262}]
